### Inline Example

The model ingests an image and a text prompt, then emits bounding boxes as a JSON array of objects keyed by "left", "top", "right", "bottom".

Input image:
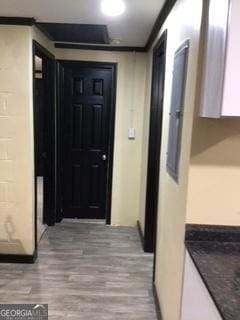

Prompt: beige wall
[
  {"left": 0, "top": 24, "right": 147, "bottom": 257},
  {"left": 0, "top": 25, "right": 34, "bottom": 255},
  {"left": 0, "top": 25, "right": 54, "bottom": 255},
  {"left": 55, "top": 48, "right": 148, "bottom": 226},
  {"left": 187, "top": 117, "right": 240, "bottom": 226},
  {"left": 140, "top": 0, "right": 203, "bottom": 319},
  {"left": 186, "top": 1, "right": 240, "bottom": 227},
  {"left": 33, "top": 32, "right": 149, "bottom": 227}
]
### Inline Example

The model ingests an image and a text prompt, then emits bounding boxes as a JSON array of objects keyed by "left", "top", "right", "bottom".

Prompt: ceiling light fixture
[
  {"left": 111, "top": 38, "right": 122, "bottom": 44},
  {"left": 101, "top": 0, "right": 126, "bottom": 16}
]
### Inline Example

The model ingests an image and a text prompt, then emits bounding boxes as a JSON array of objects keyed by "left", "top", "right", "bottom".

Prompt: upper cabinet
[{"left": 200, "top": 0, "right": 240, "bottom": 118}]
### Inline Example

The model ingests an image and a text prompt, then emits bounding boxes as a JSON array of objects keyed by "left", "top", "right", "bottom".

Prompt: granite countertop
[{"left": 185, "top": 225, "right": 240, "bottom": 320}]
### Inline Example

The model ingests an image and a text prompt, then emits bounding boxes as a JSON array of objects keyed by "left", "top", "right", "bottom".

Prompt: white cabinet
[
  {"left": 181, "top": 251, "right": 222, "bottom": 320},
  {"left": 200, "top": 0, "right": 240, "bottom": 118}
]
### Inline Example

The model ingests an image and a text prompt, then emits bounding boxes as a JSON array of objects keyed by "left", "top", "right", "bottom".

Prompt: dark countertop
[{"left": 186, "top": 225, "right": 240, "bottom": 320}]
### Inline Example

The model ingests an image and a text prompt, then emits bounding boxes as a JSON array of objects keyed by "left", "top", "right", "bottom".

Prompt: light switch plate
[{"left": 128, "top": 128, "right": 135, "bottom": 139}]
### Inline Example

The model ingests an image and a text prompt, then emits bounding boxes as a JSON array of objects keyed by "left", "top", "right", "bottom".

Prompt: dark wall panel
[{"left": 37, "top": 23, "right": 110, "bottom": 44}]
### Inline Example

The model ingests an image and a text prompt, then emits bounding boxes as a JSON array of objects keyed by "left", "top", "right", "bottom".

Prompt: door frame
[
  {"left": 144, "top": 31, "right": 167, "bottom": 254},
  {"left": 33, "top": 40, "right": 56, "bottom": 252},
  {"left": 56, "top": 60, "right": 117, "bottom": 225}
]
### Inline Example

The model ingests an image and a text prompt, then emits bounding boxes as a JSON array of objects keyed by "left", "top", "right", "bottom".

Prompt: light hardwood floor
[{"left": 0, "top": 221, "right": 157, "bottom": 319}]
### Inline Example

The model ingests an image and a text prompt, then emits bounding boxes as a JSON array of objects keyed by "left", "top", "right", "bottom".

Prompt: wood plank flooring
[{"left": 0, "top": 221, "right": 157, "bottom": 319}]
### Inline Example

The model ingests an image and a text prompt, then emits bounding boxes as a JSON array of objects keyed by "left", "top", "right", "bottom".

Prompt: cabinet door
[
  {"left": 222, "top": 0, "right": 240, "bottom": 117},
  {"left": 181, "top": 251, "right": 222, "bottom": 320},
  {"left": 199, "top": 0, "right": 230, "bottom": 118}
]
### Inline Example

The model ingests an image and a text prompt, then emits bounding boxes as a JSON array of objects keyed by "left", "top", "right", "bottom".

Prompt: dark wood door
[
  {"left": 35, "top": 79, "right": 45, "bottom": 176},
  {"left": 144, "top": 32, "right": 167, "bottom": 254},
  {"left": 62, "top": 65, "right": 113, "bottom": 219},
  {"left": 33, "top": 41, "right": 56, "bottom": 233}
]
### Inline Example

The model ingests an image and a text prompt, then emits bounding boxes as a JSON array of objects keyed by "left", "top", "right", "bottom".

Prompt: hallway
[{"left": 0, "top": 221, "right": 157, "bottom": 319}]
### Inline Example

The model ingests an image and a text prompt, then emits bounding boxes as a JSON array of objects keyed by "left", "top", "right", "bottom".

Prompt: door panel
[
  {"left": 72, "top": 104, "right": 83, "bottom": 149},
  {"left": 62, "top": 65, "right": 113, "bottom": 219},
  {"left": 35, "top": 79, "right": 45, "bottom": 176},
  {"left": 144, "top": 33, "right": 167, "bottom": 254}
]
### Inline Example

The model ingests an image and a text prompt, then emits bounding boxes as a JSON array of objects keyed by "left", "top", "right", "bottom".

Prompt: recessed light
[
  {"left": 101, "top": 0, "right": 126, "bottom": 16},
  {"left": 111, "top": 38, "right": 122, "bottom": 45}
]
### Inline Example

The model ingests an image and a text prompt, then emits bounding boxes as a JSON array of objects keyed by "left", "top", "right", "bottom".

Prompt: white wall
[{"left": 55, "top": 48, "right": 148, "bottom": 226}]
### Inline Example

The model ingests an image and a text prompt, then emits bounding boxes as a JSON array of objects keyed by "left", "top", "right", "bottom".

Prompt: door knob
[{"left": 102, "top": 154, "right": 107, "bottom": 161}]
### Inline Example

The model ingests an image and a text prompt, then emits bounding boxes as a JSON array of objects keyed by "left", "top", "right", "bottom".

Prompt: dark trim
[
  {"left": 106, "top": 62, "right": 117, "bottom": 225},
  {"left": 152, "top": 31, "right": 167, "bottom": 283},
  {"left": 35, "top": 24, "right": 55, "bottom": 41},
  {"left": 153, "top": 283, "right": 163, "bottom": 320},
  {"left": 37, "top": 23, "right": 110, "bottom": 44},
  {"left": 0, "top": 250, "right": 37, "bottom": 264},
  {"left": 153, "top": 29, "right": 168, "bottom": 54},
  {"left": 0, "top": 16, "right": 35, "bottom": 26},
  {"left": 32, "top": 43, "right": 38, "bottom": 255},
  {"left": 33, "top": 40, "right": 56, "bottom": 253},
  {"left": 103, "top": 26, "right": 110, "bottom": 45},
  {"left": 145, "top": 0, "right": 177, "bottom": 51},
  {"left": 56, "top": 60, "right": 117, "bottom": 225},
  {"left": 144, "top": 31, "right": 167, "bottom": 258},
  {"left": 33, "top": 40, "right": 55, "bottom": 60},
  {"left": 55, "top": 43, "right": 146, "bottom": 52},
  {"left": 55, "top": 61, "right": 63, "bottom": 223},
  {"left": 137, "top": 221, "right": 144, "bottom": 250}
]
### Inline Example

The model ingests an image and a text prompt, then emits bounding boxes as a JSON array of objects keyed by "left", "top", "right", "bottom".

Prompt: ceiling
[{"left": 0, "top": 0, "right": 166, "bottom": 47}]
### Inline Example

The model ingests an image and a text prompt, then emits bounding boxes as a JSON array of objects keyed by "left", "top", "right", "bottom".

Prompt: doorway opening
[
  {"left": 33, "top": 41, "right": 56, "bottom": 250},
  {"left": 144, "top": 31, "right": 167, "bottom": 254},
  {"left": 56, "top": 61, "right": 117, "bottom": 225}
]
